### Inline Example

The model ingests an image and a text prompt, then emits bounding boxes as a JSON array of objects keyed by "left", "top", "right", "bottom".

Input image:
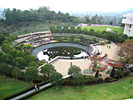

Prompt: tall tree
[
  {"left": 68, "top": 65, "right": 81, "bottom": 76},
  {"left": 11, "top": 67, "right": 22, "bottom": 82},
  {"left": 11, "top": 57, "right": 27, "bottom": 69},
  {"left": 73, "top": 73, "right": 85, "bottom": 89},
  {"left": 24, "top": 67, "right": 39, "bottom": 85},
  {"left": 0, "top": 63, "right": 11, "bottom": 79},
  {"left": 41, "top": 64, "right": 56, "bottom": 78},
  {"left": 1, "top": 54, "right": 13, "bottom": 64},
  {"left": 50, "top": 72, "right": 63, "bottom": 90}
]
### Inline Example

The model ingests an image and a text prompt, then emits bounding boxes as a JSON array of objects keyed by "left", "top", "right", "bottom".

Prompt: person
[
  {"left": 130, "top": 79, "right": 132, "bottom": 83},
  {"left": 118, "top": 80, "right": 121, "bottom": 84},
  {"left": 35, "top": 85, "right": 37, "bottom": 91},
  {"left": 70, "top": 62, "right": 72, "bottom": 66},
  {"left": 37, "top": 85, "right": 40, "bottom": 90}
]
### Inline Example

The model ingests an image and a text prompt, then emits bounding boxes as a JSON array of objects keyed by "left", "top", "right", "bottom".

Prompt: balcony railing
[{"left": 122, "top": 19, "right": 133, "bottom": 24}]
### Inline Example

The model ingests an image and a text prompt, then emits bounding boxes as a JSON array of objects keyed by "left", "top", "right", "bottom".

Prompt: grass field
[
  {"left": 0, "top": 75, "right": 31, "bottom": 99},
  {"left": 81, "top": 26, "right": 124, "bottom": 34},
  {"left": 29, "top": 77, "right": 133, "bottom": 100}
]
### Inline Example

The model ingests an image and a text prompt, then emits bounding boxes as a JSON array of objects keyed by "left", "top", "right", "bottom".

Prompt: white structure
[
  {"left": 106, "top": 28, "right": 112, "bottom": 32},
  {"left": 122, "top": 13, "right": 133, "bottom": 36}
]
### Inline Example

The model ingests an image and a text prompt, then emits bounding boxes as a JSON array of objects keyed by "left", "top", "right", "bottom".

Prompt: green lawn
[
  {"left": 0, "top": 75, "right": 31, "bottom": 99},
  {"left": 29, "top": 77, "right": 133, "bottom": 100},
  {"left": 81, "top": 26, "right": 124, "bottom": 34}
]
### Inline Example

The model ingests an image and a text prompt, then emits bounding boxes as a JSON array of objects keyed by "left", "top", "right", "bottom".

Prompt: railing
[{"left": 122, "top": 19, "right": 133, "bottom": 24}]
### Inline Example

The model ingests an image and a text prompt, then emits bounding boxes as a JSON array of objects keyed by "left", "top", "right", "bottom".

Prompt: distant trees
[
  {"left": 51, "top": 26, "right": 126, "bottom": 43},
  {"left": 2, "top": 7, "right": 80, "bottom": 25}
]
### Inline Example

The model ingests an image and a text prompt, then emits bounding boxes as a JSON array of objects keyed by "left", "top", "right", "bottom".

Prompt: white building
[{"left": 122, "top": 13, "right": 133, "bottom": 36}]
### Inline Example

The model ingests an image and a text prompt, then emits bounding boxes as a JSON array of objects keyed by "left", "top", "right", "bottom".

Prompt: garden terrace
[{"left": 31, "top": 42, "right": 94, "bottom": 57}]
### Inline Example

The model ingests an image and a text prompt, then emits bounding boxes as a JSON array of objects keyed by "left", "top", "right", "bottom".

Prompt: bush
[
  {"left": 99, "top": 41, "right": 105, "bottom": 45},
  {"left": 129, "top": 67, "right": 133, "bottom": 72},
  {"left": 115, "top": 70, "right": 123, "bottom": 78},
  {"left": 106, "top": 70, "right": 111, "bottom": 74},
  {"left": 123, "top": 71, "right": 130, "bottom": 76}
]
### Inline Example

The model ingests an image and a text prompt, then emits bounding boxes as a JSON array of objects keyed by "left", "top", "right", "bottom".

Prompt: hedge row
[{"left": 4, "top": 80, "right": 50, "bottom": 100}]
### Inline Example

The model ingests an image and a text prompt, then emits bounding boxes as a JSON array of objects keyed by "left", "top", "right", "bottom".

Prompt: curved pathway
[{"left": 31, "top": 42, "right": 94, "bottom": 57}]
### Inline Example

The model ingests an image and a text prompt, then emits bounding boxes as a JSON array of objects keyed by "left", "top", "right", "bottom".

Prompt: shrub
[
  {"left": 123, "top": 71, "right": 130, "bottom": 76},
  {"left": 115, "top": 70, "right": 123, "bottom": 78},
  {"left": 99, "top": 41, "right": 105, "bottom": 45},
  {"left": 106, "top": 70, "right": 111, "bottom": 74},
  {"left": 104, "top": 53, "right": 108, "bottom": 57},
  {"left": 129, "top": 67, "right": 133, "bottom": 72}
]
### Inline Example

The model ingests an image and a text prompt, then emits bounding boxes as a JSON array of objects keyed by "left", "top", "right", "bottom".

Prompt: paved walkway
[{"left": 10, "top": 75, "right": 71, "bottom": 100}]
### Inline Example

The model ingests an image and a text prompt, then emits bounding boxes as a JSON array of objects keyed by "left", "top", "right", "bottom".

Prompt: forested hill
[{"left": 1, "top": 6, "right": 80, "bottom": 25}]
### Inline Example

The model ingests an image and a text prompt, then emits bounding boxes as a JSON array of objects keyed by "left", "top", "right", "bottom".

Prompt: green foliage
[
  {"left": 72, "top": 74, "right": 85, "bottom": 89},
  {"left": 0, "top": 63, "right": 11, "bottom": 78},
  {"left": 1, "top": 54, "right": 13, "bottom": 64},
  {"left": 41, "top": 64, "right": 56, "bottom": 78},
  {"left": 11, "top": 67, "right": 22, "bottom": 82},
  {"left": 106, "top": 70, "right": 111, "bottom": 74},
  {"left": 11, "top": 57, "right": 27, "bottom": 69},
  {"left": 50, "top": 72, "right": 63, "bottom": 89},
  {"left": 24, "top": 55, "right": 37, "bottom": 63},
  {"left": 15, "top": 51, "right": 26, "bottom": 57},
  {"left": 3, "top": 7, "right": 80, "bottom": 25},
  {"left": 9, "top": 49, "right": 19, "bottom": 58},
  {"left": 46, "top": 47, "right": 81, "bottom": 60},
  {"left": 28, "top": 61, "right": 37, "bottom": 67},
  {"left": 1, "top": 43, "right": 12, "bottom": 53},
  {"left": 129, "top": 67, "right": 133, "bottom": 72},
  {"left": 0, "top": 34, "right": 5, "bottom": 44},
  {"left": 24, "top": 67, "right": 39, "bottom": 85},
  {"left": 0, "top": 51, "right": 4, "bottom": 63},
  {"left": 68, "top": 65, "right": 81, "bottom": 76}
]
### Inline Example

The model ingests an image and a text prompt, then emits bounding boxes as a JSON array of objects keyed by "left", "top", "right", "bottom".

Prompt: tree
[
  {"left": 24, "top": 55, "right": 37, "bottom": 63},
  {"left": 11, "top": 57, "right": 27, "bottom": 69},
  {"left": 15, "top": 51, "right": 26, "bottom": 57},
  {"left": 28, "top": 61, "right": 37, "bottom": 67},
  {"left": 24, "top": 67, "right": 39, "bottom": 85},
  {"left": 73, "top": 73, "right": 85, "bottom": 89},
  {"left": 68, "top": 65, "right": 81, "bottom": 76},
  {"left": 41, "top": 64, "right": 56, "bottom": 78},
  {"left": 1, "top": 43, "right": 12, "bottom": 53},
  {"left": 50, "top": 72, "right": 63, "bottom": 90},
  {"left": 1, "top": 54, "right": 13, "bottom": 64},
  {"left": 0, "top": 63, "right": 11, "bottom": 79},
  {"left": 85, "top": 15, "right": 90, "bottom": 23},
  {"left": 109, "top": 21, "right": 113, "bottom": 25},
  {"left": 0, "top": 34, "right": 5, "bottom": 44},
  {"left": 118, "top": 39, "right": 133, "bottom": 59},
  {"left": 0, "top": 51, "right": 4, "bottom": 63},
  {"left": 11, "top": 67, "right": 22, "bottom": 82},
  {"left": 75, "top": 27, "right": 81, "bottom": 33},
  {"left": 9, "top": 49, "right": 18, "bottom": 58}
]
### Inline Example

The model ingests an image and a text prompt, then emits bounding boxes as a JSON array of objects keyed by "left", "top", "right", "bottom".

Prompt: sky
[{"left": 0, "top": 0, "right": 133, "bottom": 12}]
